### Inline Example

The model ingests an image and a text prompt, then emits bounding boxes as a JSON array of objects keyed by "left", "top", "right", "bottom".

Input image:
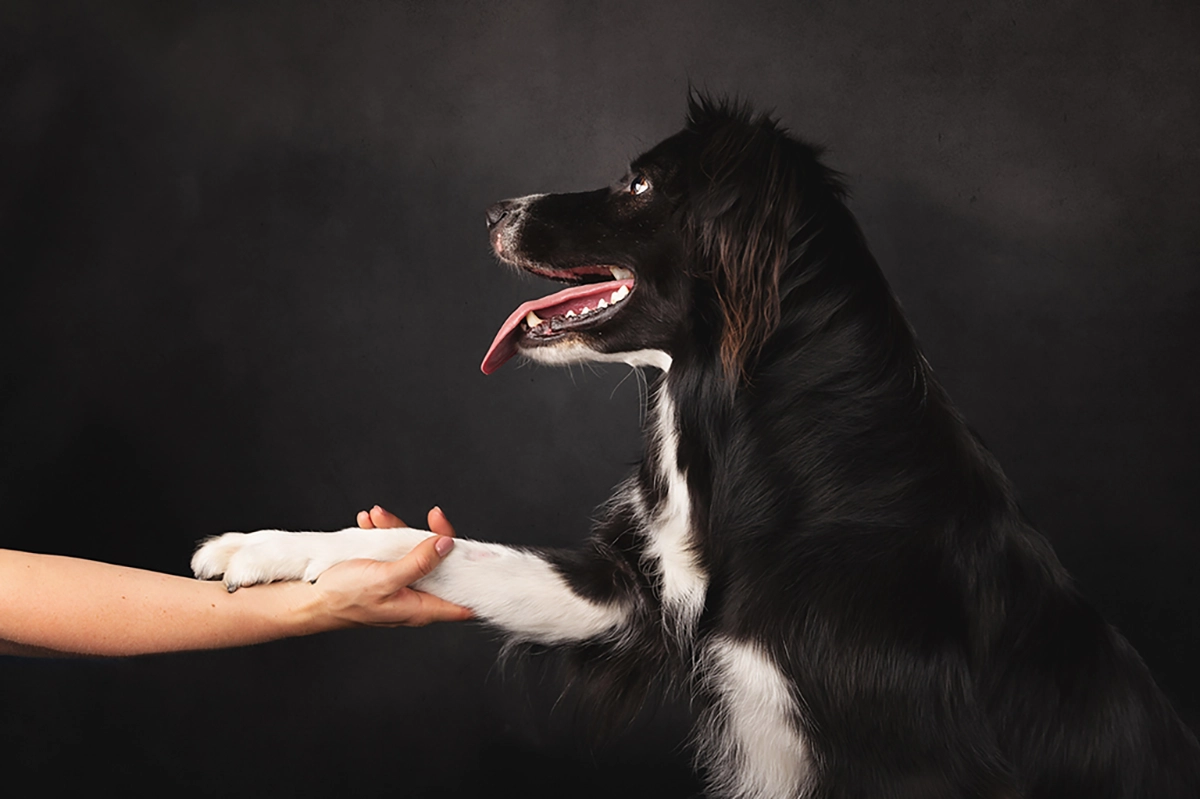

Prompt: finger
[
  {"left": 404, "top": 591, "right": 475, "bottom": 625},
  {"left": 369, "top": 505, "right": 407, "bottom": 529},
  {"left": 383, "top": 534, "right": 454, "bottom": 588},
  {"left": 356, "top": 510, "right": 375, "bottom": 529},
  {"left": 427, "top": 506, "right": 457, "bottom": 537}
]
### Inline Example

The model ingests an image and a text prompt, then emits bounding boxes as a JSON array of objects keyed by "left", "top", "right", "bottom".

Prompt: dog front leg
[
  {"left": 192, "top": 528, "right": 630, "bottom": 645},
  {"left": 414, "top": 539, "right": 629, "bottom": 644}
]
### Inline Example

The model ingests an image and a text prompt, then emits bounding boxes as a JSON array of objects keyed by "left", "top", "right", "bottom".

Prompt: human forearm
[{"left": 0, "top": 549, "right": 335, "bottom": 656}]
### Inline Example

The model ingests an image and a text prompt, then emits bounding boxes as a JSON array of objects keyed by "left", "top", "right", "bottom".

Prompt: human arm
[{"left": 0, "top": 507, "right": 471, "bottom": 657}]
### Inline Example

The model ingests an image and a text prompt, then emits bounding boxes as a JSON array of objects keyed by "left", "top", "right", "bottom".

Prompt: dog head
[{"left": 482, "top": 95, "right": 827, "bottom": 382}]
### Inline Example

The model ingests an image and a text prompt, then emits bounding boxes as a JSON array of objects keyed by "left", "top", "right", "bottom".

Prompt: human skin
[{"left": 0, "top": 506, "right": 471, "bottom": 657}]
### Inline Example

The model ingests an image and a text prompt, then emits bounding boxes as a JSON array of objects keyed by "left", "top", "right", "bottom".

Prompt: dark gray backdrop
[{"left": 2, "top": 1, "right": 1197, "bottom": 796}]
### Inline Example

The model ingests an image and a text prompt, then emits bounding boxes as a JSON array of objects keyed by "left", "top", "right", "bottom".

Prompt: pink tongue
[{"left": 481, "top": 279, "right": 634, "bottom": 374}]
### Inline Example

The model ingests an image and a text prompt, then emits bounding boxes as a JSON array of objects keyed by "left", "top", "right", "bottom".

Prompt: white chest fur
[{"left": 641, "top": 388, "right": 708, "bottom": 633}]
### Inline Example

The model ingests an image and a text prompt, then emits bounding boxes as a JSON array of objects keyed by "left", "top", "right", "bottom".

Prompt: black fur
[{"left": 485, "top": 95, "right": 1200, "bottom": 798}]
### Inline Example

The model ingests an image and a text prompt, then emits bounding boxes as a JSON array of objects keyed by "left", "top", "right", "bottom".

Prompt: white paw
[
  {"left": 192, "top": 530, "right": 340, "bottom": 590},
  {"left": 191, "top": 527, "right": 432, "bottom": 591}
]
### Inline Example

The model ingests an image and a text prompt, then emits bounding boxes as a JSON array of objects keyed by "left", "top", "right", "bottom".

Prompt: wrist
[{"left": 271, "top": 580, "right": 342, "bottom": 637}]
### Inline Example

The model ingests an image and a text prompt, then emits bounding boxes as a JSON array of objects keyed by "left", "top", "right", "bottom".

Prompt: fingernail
[
  {"left": 434, "top": 536, "right": 455, "bottom": 557},
  {"left": 372, "top": 505, "right": 382, "bottom": 512},
  {"left": 432, "top": 505, "right": 443, "bottom": 515}
]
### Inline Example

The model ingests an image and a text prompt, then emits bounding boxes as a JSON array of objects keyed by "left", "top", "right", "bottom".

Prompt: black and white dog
[{"left": 193, "top": 97, "right": 1200, "bottom": 798}]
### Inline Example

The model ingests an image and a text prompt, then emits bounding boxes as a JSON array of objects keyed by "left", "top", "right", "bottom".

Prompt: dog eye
[{"left": 629, "top": 175, "right": 651, "bottom": 196}]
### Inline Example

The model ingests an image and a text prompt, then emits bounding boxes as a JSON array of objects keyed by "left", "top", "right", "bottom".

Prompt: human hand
[{"left": 307, "top": 505, "right": 472, "bottom": 628}]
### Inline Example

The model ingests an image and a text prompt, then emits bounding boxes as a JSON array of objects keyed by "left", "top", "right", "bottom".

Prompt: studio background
[{"left": 1, "top": 1, "right": 1197, "bottom": 796}]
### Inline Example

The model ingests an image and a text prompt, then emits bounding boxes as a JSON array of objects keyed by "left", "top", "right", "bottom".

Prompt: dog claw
[{"left": 225, "top": 582, "right": 239, "bottom": 593}]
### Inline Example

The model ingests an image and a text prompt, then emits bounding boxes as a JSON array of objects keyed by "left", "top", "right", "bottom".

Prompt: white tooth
[
  {"left": 609, "top": 267, "right": 633, "bottom": 281},
  {"left": 565, "top": 310, "right": 576, "bottom": 318},
  {"left": 611, "top": 285, "right": 629, "bottom": 302},
  {"left": 580, "top": 305, "right": 592, "bottom": 315},
  {"left": 597, "top": 299, "right": 607, "bottom": 309},
  {"left": 525, "top": 311, "right": 543, "bottom": 327}
]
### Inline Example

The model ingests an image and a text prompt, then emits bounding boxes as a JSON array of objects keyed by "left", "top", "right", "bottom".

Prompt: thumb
[{"left": 386, "top": 534, "right": 455, "bottom": 588}]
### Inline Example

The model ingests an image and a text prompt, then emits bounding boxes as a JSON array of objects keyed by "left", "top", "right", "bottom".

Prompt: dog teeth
[
  {"left": 525, "top": 311, "right": 544, "bottom": 327},
  {"left": 550, "top": 287, "right": 629, "bottom": 326},
  {"left": 609, "top": 267, "right": 634, "bottom": 281}
]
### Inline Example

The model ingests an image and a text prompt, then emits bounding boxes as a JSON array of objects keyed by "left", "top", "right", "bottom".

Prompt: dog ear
[{"left": 684, "top": 98, "right": 801, "bottom": 383}]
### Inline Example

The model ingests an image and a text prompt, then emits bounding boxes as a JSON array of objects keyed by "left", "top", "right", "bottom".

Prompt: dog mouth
[{"left": 481, "top": 265, "right": 636, "bottom": 374}]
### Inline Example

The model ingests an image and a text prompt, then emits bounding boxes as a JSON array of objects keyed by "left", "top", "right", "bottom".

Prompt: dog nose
[{"left": 486, "top": 201, "right": 515, "bottom": 229}]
